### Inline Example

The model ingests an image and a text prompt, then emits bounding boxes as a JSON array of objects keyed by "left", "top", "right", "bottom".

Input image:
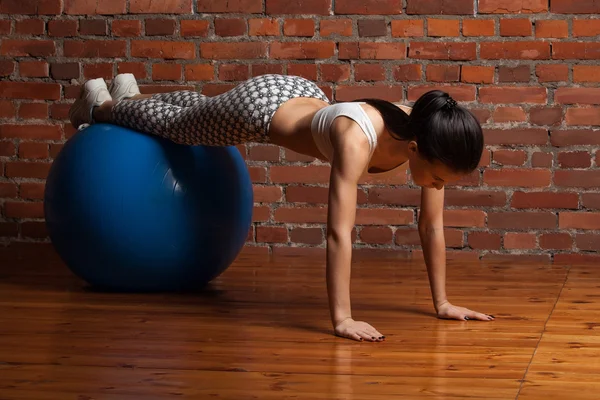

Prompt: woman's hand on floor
[
  {"left": 436, "top": 301, "right": 495, "bottom": 321},
  {"left": 334, "top": 318, "right": 385, "bottom": 342}
]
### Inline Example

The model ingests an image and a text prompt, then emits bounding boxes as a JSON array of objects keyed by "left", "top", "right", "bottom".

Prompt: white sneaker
[
  {"left": 109, "top": 73, "right": 141, "bottom": 102},
  {"left": 69, "top": 78, "right": 112, "bottom": 129}
]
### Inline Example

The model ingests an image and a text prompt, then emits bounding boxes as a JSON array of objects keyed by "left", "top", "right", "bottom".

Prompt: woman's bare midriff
[{"left": 268, "top": 97, "right": 330, "bottom": 161}]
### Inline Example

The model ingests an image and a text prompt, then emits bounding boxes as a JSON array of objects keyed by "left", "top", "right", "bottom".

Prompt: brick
[
  {"left": 511, "top": 192, "right": 579, "bottom": 209},
  {"left": 132, "top": 41, "right": 195, "bottom": 59},
  {"left": 468, "top": 232, "right": 501, "bottom": 249},
  {"left": 64, "top": 40, "right": 126, "bottom": 58},
  {"left": 493, "top": 149, "right": 527, "bottom": 165},
  {"left": 251, "top": 64, "right": 284, "bottom": 77},
  {"left": 536, "top": 64, "right": 568, "bottom": 82},
  {"left": 256, "top": 226, "right": 287, "bottom": 243},
  {"left": 152, "top": 64, "right": 181, "bottom": 81},
  {"left": 249, "top": 18, "right": 280, "bottom": 36},
  {"left": 215, "top": 18, "right": 247, "bottom": 37},
  {"left": 184, "top": 64, "right": 214, "bottom": 81},
  {"left": 551, "top": 129, "right": 600, "bottom": 146},
  {"left": 355, "top": 64, "right": 385, "bottom": 81},
  {"left": 499, "top": 65, "right": 531, "bottom": 82},
  {"left": 180, "top": 20, "right": 210, "bottom": 37},
  {"left": 199, "top": 0, "right": 262, "bottom": 12},
  {"left": 368, "top": 188, "right": 420, "bottom": 206},
  {"left": 0, "top": 223, "right": 18, "bottom": 237},
  {"left": 394, "top": 228, "right": 421, "bottom": 246},
  {"left": 0, "top": 0, "right": 62, "bottom": 14},
  {"left": 0, "top": 101, "right": 16, "bottom": 119},
  {"left": 461, "top": 66, "right": 494, "bottom": 83},
  {"left": 4, "top": 201, "right": 45, "bottom": 218},
  {"left": 391, "top": 20, "right": 424, "bottom": 37},
  {"left": 536, "top": 20, "right": 568, "bottom": 38},
  {"left": 426, "top": 64, "right": 460, "bottom": 82},
  {"left": 583, "top": 194, "right": 600, "bottom": 209},
  {"left": 274, "top": 207, "right": 327, "bottom": 223},
  {"left": 479, "top": 0, "right": 547, "bottom": 13},
  {"left": 540, "top": 233, "right": 572, "bottom": 250},
  {"left": 500, "top": 18, "right": 532, "bottom": 36},
  {"left": 532, "top": 152, "right": 553, "bottom": 167},
  {"left": 361, "top": 226, "right": 393, "bottom": 244},
  {"left": 248, "top": 144, "right": 280, "bottom": 161},
  {"left": 270, "top": 41, "right": 334, "bottom": 59},
  {"left": 286, "top": 186, "right": 328, "bottom": 204},
  {"left": 48, "top": 19, "right": 78, "bottom": 37},
  {"left": 253, "top": 186, "right": 282, "bottom": 203},
  {"left": 65, "top": 0, "right": 126, "bottom": 14},
  {"left": 573, "top": 19, "right": 600, "bottom": 37},
  {"left": 393, "top": 64, "right": 422, "bottom": 81},
  {"left": 284, "top": 19, "right": 315, "bottom": 37},
  {"left": 19, "top": 60, "right": 49, "bottom": 78},
  {"left": 555, "top": 171, "right": 600, "bottom": 188},
  {"left": 358, "top": 19, "right": 386, "bottom": 37},
  {"left": 130, "top": 0, "right": 192, "bottom": 13},
  {"left": 18, "top": 103, "right": 48, "bottom": 120},
  {"left": 530, "top": 107, "right": 562, "bottom": 126},
  {"left": 480, "top": 87, "right": 547, "bottom": 104},
  {"left": 320, "top": 19, "right": 352, "bottom": 36},
  {"left": 335, "top": 0, "right": 402, "bottom": 14},
  {"left": 488, "top": 212, "right": 556, "bottom": 229},
  {"left": 560, "top": 213, "right": 600, "bottom": 230},
  {"left": 558, "top": 151, "right": 591, "bottom": 168},
  {"left": 290, "top": 227, "right": 323, "bottom": 245},
  {"left": 481, "top": 41, "right": 550, "bottom": 60},
  {"left": 219, "top": 64, "right": 249, "bottom": 81},
  {"left": 0, "top": 82, "right": 60, "bottom": 100},
  {"left": 444, "top": 190, "right": 506, "bottom": 207},
  {"left": 18, "top": 142, "right": 48, "bottom": 159},
  {"left": 444, "top": 210, "right": 486, "bottom": 228},
  {"left": 111, "top": 20, "right": 141, "bottom": 37},
  {"left": 504, "top": 232, "right": 536, "bottom": 250},
  {"left": 271, "top": 166, "right": 330, "bottom": 184},
  {"left": 463, "top": 19, "right": 495, "bottom": 36},
  {"left": 407, "top": 0, "right": 474, "bottom": 14},
  {"left": 407, "top": 84, "right": 476, "bottom": 101},
  {"left": 409, "top": 42, "right": 476, "bottom": 60},
  {"left": 83, "top": 63, "right": 113, "bottom": 80},
  {"left": 80, "top": 19, "right": 107, "bottom": 35},
  {"left": 201, "top": 42, "right": 267, "bottom": 59},
  {"left": 484, "top": 168, "right": 551, "bottom": 187},
  {"left": 16, "top": 19, "right": 45, "bottom": 35},
  {"left": 117, "top": 62, "right": 147, "bottom": 78},
  {"left": 21, "top": 222, "right": 48, "bottom": 238},
  {"left": 0, "top": 39, "right": 55, "bottom": 57},
  {"left": 566, "top": 108, "right": 600, "bottom": 126},
  {"left": 5, "top": 161, "right": 51, "bottom": 178},
  {"left": 428, "top": 18, "right": 460, "bottom": 37},
  {"left": 574, "top": 66, "right": 600, "bottom": 83},
  {"left": 0, "top": 124, "right": 62, "bottom": 140},
  {"left": 355, "top": 209, "right": 413, "bottom": 225},
  {"left": 553, "top": 43, "right": 600, "bottom": 60},
  {"left": 287, "top": 64, "right": 317, "bottom": 80},
  {"left": 551, "top": 1, "right": 600, "bottom": 13},
  {"left": 576, "top": 234, "right": 600, "bottom": 251},
  {"left": 336, "top": 85, "right": 404, "bottom": 103},
  {"left": 321, "top": 64, "right": 351, "bottom": 82},
  {"left": 50, "top": 62, "right": 79, "bottom": 80},
  {"left": 266, "top": 0, "right": 330, "bottom": 14},
  {"left": 0, "top": 20, "right": 10, "bottom": 34},
  {"left": 145, "top": 19, "right": 176, "bottom": 36},
  {"left": 0, "top": 182, "right": 18, "bottom": 198},
  {"left": 556, "top": 88, "right": 600, "bottom": 105}
]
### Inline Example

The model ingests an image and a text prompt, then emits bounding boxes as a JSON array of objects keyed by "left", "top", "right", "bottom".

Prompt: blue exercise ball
[{"left": 44, "top": 123, "right": 253, "bottom": 292}]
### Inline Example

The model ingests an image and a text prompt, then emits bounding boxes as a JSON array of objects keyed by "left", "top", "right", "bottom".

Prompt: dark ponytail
[{"left": 352, "top": 90, "right": 484, "bottom": 174}]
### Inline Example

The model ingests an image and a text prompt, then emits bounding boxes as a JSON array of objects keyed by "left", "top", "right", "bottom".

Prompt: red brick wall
[{"left": 1, "top": 0, "right": 599, "bottom": 264}]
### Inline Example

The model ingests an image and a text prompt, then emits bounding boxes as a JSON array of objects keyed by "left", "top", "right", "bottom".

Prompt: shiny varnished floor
[{"left": 0, "top": 247, "right": 598, "bottom": 399}]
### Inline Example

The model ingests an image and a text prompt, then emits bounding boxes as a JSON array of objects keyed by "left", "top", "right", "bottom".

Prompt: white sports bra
[{"left": 310, "top": 102, "right": 408, "bottom": 178}]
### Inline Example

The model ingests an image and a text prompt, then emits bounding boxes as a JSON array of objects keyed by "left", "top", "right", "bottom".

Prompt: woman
[{"left": 69, "top": 73, "right": 494, "bottom": 343}]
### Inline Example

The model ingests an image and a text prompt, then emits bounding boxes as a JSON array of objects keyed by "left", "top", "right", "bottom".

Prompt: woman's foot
[
  {"left": 69, "top": 78, "right": 112, "bottom": 129},
  {"left": 109, "top": 73, "right": 141, "bottom": 102}
]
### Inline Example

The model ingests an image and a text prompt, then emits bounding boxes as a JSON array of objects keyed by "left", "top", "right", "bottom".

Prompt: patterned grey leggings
[{"left": 111, "top": 74, "right": 330, "bottom": 146}]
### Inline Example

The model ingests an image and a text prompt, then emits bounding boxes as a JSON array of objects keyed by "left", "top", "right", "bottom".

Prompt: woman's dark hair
[{"left": 352, "top": 90, "right": 484, "bottom": 173}]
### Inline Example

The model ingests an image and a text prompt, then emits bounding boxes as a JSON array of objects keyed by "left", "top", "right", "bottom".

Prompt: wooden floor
[{"left": 1, "top": 250, "right": 598, "bottom": 399}]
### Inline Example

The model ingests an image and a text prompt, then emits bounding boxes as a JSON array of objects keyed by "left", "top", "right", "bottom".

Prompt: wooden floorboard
[{"left": 1, "top": 249, "right": 592, "bottom": 399}]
